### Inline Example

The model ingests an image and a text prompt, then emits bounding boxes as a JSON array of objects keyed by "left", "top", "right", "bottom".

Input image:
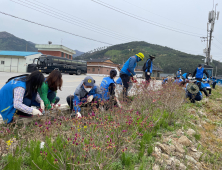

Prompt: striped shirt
[{"left": 13, "top": 87, "right": 42, "bottom": 114}]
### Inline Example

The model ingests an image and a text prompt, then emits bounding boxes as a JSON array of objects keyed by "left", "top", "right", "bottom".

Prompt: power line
[
  {"left": 90, "top": 0, "right": 204, "bottom": 37},
  {"left": 10, "top": 0, "right": 134, "bottom": 42},
  {"left": 121, "top": 0, "right": 205, "bottom": 31},
  {"left": 0, "top": 11, "right": 113, "bottom": 45},
  {"left": 20, "top": 0, "right": 138, "bottom": 42}
]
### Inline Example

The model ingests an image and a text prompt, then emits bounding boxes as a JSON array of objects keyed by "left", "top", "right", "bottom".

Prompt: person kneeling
[
  {"left": 38, "top": 70, "right": 62, "bottom": 110},
  {"left": 100, "top": 70, "right": 118, "bottom": 110},
  {"left": 66, "top": 76, "right": 102, "bottom": 117},
  {"left": 0, "top": 71, "right": 45, "bottom": 123}
]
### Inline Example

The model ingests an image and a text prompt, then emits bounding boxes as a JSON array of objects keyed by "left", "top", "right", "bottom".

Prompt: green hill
[
  {"left": 75, "top": 41, "right": 222, "bottom": 75},
  {"left": 0, "top": 31, "right": 37, "bottom": 52}
]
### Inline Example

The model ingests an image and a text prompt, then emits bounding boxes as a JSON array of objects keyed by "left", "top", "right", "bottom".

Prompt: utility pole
[
  {"left": 204, "top": 3, "right": 220, "bottom": 65},
  {"left": 26, "top": 43, "right": 27, "bottom": 51}
]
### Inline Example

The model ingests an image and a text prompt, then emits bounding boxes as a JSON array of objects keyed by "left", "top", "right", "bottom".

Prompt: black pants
[
  {"left": 145, "top": 72, "right": 151, "bottom": 82},
  {"left": 212, "top": 82, "right": 216, "bottom": 89},
  {"left": 196, "top": 78, "right": 203, "bottom": 81},
  {"left": 120, "top": 74, "right": 130, "bottom": 98},
  {"left": 66, "top": 95, "right": 100, "bottom": 112}
]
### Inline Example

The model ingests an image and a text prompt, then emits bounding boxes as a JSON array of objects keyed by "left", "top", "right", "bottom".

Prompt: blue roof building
[{"left": 0, "top": 51, "right": 42, "bottom": 73}]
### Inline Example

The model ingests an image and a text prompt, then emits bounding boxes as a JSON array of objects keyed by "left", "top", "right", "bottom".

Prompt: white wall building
[{"left": 0, "top": 51, "right": 42, "bottom": 73}]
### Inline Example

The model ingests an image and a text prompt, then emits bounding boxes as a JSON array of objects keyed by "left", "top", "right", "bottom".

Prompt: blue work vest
[
  {"left": 100, "top": 77, "right": 115, "bottom": 100},
  {"left": 116, "top": 77, "right": 122, "bottom": 85},
  {"left": 182, "top": 73, "right": 187, "bottom": 79},
  {"left": 120, "top": 56, "right": 137, "bottom": 76},
  {"left": 196, "top": 68, "right": 204, "bottom": 78},
  {"left": 176, "top": 71, "right": 181, "bottom": 78},
  {"left": 145, "top": 59, "right": 153, "bottom": 73},
  {"left": 0, "top": 78, "right": 26, "bottom": 123}
]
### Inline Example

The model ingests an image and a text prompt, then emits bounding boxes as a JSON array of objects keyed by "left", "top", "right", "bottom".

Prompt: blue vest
[
  {"left": 182, "top": 73, "right": 187, "bottom": 79},
  {"left": 120, "top": 56, "right": 137, "bottom": 76},
  {"left": 176, "top": 71, "right": 181, "bottom": 78},
  {"left": 174, "top": 79, "right": 183, "bottom": 84},
  {"left": 100, "top": 77, "right": 115, "bottom": 100},
  {"left": 196, "top": 68, "right": 204, "bottom": 78},
  {"left": 145, "top": 59, "right": 153, "bottom": 73},
  {"left": 116, "top": 77, "right": 122, "bottom": 85},
  {"left": 0, "top": 79, "right": 26, "bottom": 123}
]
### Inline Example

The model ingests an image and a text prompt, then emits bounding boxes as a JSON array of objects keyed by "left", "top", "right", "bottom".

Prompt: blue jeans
[
  {"left": 48, "top": 91, "right": 60, "bottom": 104},
  {"left": 16, "top": 93, "right": 40, "bottom": 117}
]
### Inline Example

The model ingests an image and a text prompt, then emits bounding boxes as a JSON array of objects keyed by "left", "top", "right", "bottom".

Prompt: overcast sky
[{"left": 1, "top": 0, "right": 222, "bottom": 60}]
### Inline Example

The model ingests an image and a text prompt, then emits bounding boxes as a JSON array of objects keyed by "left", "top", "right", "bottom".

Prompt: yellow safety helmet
[{"left": 136, "top": 52, "right": 144, "bottom": 61}]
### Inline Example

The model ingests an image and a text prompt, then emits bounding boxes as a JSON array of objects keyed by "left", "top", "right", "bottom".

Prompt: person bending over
[
  {"left": 193, "top": 64, "right": 209, "bottom": 81},
  {"left": 0, "top": 71, "right": 44, "bottom": 123},
  {"left": 66, "top": 76, "right": 102, "bottom": 117},
  {"left": 38, "top": 70, "right": 62, "bottom": 110}
]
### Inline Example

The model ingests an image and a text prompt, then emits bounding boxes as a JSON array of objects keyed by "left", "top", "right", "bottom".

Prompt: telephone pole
[{"left": 204, "top": 3, "right": 220, "bottom": 65}]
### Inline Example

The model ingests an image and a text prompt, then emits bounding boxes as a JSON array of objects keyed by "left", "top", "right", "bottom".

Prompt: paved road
[{"left": 0, "top": 72, "right": 106, "bottom": 104}]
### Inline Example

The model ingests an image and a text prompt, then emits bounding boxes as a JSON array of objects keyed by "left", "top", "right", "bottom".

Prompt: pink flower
[
  {"left": 106, "top": 135, "right": 109, "bottom": 138},
  {"left": 35, "top": 122, "right": 38, "bottom": 125},
  {"left": 153, "top": 99, "right": 157, "bottom": 103},
  {"left": 122, "top": 130, "right": 127, "bottom": 133},
  {"left": 58, "top": 104, "right": 61, "bottom": 107},
  {"left": 48, "top": 121, "right": 51, "bottom": 125}
]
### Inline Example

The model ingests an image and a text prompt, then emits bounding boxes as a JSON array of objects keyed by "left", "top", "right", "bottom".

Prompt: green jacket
[{"left": 38, "top": 82, "right": 56, "bottom": 109}]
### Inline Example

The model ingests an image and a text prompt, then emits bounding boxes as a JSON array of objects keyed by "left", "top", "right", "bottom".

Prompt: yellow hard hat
[{"left": 136, "top": 52, "right": 144, "bottom": 61}]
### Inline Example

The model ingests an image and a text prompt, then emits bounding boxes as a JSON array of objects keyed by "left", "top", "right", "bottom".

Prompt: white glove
[
  {"left": 147, "top": 72, "right": 150, "bottom": 75},
  {"left": 207, "top": 78, "right": 209, "bottom": 81},
  {"left": 76, "top": 112, "right": 82, "bottom": 118},
  {"left": 133, "top": 75, "right": 137, "bottom": 79},
  {"left": 193, "top": 77, "right": 196, "bottom": 79},
  {"left": 32, "top": 108, "right": 43, "bottom": 116},
  {"left": 87, "top": 95, "right": 94, "bottom": 103},
  {"left": 40, "top": 101, "right": 45, "bottom": 111}
]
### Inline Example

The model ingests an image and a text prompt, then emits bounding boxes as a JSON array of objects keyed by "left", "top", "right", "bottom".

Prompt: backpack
[
  {"left": 142, "top": 59, "right": 149, "bottom": 72},
  {"left": 6, "top": 74, "right": 29, "bottom": 84}
]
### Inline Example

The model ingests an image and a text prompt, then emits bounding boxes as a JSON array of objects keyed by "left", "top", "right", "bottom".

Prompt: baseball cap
[{"left": 83, "top": 76, "right": 95, "bottom": 87}]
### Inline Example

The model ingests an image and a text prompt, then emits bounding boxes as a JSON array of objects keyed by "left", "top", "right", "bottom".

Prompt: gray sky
[{"left": 1, "top": 0, "right": 222, "bottom": 60}]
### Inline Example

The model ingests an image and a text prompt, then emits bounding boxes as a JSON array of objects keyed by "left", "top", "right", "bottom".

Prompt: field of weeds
[{"left": 0, "top": 81, "right": 222, "bottom": 170}]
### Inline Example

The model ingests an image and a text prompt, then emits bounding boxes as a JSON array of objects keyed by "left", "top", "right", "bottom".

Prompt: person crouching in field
[
  {"left": 185, "top": 82, "right": 202, "bottom": 103},
  {"left": 66, "top": 76, "right": 102, "bottom": 118},
  {"left": 38, "top": 70, "right": 62, "bottom": 110},
  {"left": 0, "top": 71, "right": 45, "bottom": 123},
  {"left": 100, "top": 69, "right": 118, "bottom": 109}
]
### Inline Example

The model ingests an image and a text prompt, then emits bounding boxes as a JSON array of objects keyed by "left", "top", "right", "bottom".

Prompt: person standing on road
[
  {"left": 144, "top": 55, "right": 155, "bottom": 83},
  {"left": 120, "top": 52, "right": 144, "bottom": 99},
  {"left": 192, "top": 64, "right": 209, "bottom": 81},
  {"left": 0, "top": 71, "right": 44, "bottom": 123},
  {"left": 38, "top": 70, "right": 62, "bottom": 110},
  {"left": 66, "top": 76, "right": 102, "bottom": 118}
]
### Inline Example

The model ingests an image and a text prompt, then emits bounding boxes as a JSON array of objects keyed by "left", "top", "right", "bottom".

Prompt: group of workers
[
  {"left": 163, "top": 64, "right": 218, "bottom": 103},
  {"left": 1, "top": 51, "right": 215, "bottom": 123},
  {"left": 0, "top": 52, "right": 155, "bottom": 123}
]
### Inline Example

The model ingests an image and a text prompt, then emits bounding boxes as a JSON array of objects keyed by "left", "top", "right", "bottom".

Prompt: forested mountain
[
  {"left": 75, "top": 41, "right": 222, "bottom": 75},
  {"left": 0, "top": 32, "right": 38, "bottom": 52}
]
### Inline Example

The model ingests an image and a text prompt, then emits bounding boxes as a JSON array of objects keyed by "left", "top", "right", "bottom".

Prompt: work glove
[
  {"left": 32, "top": 108, "right": 43, "bottom": 116},
  {"left": 207, "top": 78, "right": 209, "bottom": 81},
  {"left": 133, "top": 75, "right": 137, "bottom": 79},
  {"left": 87, "top": 95, "right": 94, "bottom": 103},
  {"left": 40, "top": 101, "right": 45, "bottom": 111},
  {"left": 147, "top": 72, "right": 150, "bottom": 75},
  {"left": 76, "top": 112, "right": 82, "bottom": 118}
]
